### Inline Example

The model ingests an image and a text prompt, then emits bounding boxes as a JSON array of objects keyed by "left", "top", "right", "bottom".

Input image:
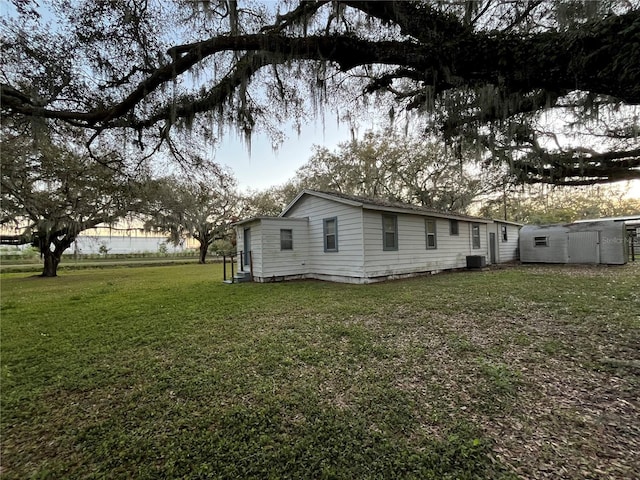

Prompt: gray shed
[{"left": 519, "top": 220, "right": 628, "bottom": 265}]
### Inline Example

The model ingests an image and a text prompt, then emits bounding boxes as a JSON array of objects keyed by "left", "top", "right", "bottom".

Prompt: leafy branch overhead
[{"left": 2, "top": 0, "right": 639, "bottom": 185}]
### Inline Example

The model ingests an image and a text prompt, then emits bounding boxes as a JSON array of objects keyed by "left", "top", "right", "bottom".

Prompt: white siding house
[
  {"left": 235, "top": 218, "right": 309, "bottom": 280},
  {"left": 234, "top": 190, "right": 515, "bottom": 284},
  {"left": 284, "top": 193, "right": 365, "bottom": 281},
  {"left": 489, "top": 220, "right": 522, "bottom": 264}
]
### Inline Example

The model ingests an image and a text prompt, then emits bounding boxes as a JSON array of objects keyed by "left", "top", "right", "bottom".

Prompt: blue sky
[{"left": 214, "top": 118, "right": 356, "bottom": 192}]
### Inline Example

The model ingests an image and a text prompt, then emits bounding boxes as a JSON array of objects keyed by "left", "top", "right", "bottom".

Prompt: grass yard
[{"left": 1, "top": 263, "right": 638, "bottom": 479}]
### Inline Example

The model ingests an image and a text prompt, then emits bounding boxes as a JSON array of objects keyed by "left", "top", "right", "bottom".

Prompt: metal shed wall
[
  {"left": 520, "top": 225, "right": 568, "bottom": 263},
  {"left": 596, "top": 221, "right": 628, "bottom": 264},
  {"left": 519, "top": 221, "right": 627, "bottom": 265}
]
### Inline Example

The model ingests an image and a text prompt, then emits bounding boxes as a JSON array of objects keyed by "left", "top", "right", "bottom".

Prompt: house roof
[
  {"left": 280, "top": 189, "right": 493, "bottom": 223},
  {"left": 492, "top": 218, "right": 524, "bottom": 227},
  {"left": 231, "top": 216, "right": 308, "bottom": 227}
]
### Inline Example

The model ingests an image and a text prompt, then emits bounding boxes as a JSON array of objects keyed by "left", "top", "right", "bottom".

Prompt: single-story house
[
  {"left": 489, "top": 219, "right": 522, "bottom": 264},
  {"left": 519, "top": 220, "right": 629, "bottom": 265},
  {"left": 233, "top": 190, "right": 520, "bottom": 284}
]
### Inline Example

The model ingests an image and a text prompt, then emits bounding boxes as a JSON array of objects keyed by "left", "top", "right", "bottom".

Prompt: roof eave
[
  {"left": 280, "top": 189, "right": 492, "bottom": 223},
  {"left": 361, "top": 204, "right": 491, "bottom": 223},
  {"left": 491, "top": 219, "right": 524, "bottom": 226},
  {"left": 280, "top": 189, "right": 363, "bottom": 217}
]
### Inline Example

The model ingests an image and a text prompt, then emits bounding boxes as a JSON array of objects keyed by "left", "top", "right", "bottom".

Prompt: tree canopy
[
  {"left": 478, "top": 183, "right": 640, "bottom": 223},
  {"left": 145, "top": 170, "right": 238, "bottom": 263},
  {"left": 2, "top": 0, "right": 639, "bottom": 184},
  {"left": 0, "top": 125, "right": 150, "bottom": 276},
  {"left": 240, "top": 130, "right": 503, "bottom": 217},
  {"left": 295, "top": 131, "right": 499, "bottom": 212}
]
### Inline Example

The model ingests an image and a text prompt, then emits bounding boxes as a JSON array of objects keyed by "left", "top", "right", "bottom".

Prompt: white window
[
  {"left": 425, "top": 218, "right": 437, "bottom": 249},
  {"left": 280, "top": 229, "right": 293, "bottom": 250},
  {"left": 382, "top": 215, "right": 398, "bottom": 251},
  {"left": 534, "top": 236, "right": 548, "bottom": 247},
  {"left": 472, "top": 224, "right": 481, "bottom": 249},
  {"left": 501, "top": 225, "right": 508, "bottom": 242},
  {"left": 323, "top": 217, "right": 338, "bottom": 252}
]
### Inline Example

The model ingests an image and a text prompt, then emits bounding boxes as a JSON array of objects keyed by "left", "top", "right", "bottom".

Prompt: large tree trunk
[
  {"left": 41, "top": 248, "right": 62, "bottom": 277},
  {"left": 38, "top": 236, "right": 74, "bottom": 277},
  {"left": 198, "top": 242, "right": 209, "bottom": 264}
]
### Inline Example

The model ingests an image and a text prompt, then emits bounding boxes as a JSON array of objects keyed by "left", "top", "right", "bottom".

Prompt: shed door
[{"left": 567, "top": 231, "right": 600, "bottom": 264}]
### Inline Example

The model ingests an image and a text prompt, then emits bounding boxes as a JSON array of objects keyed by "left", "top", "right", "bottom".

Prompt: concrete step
[{"left": 224, "top": 270, "right": 252, "bottom": 283}]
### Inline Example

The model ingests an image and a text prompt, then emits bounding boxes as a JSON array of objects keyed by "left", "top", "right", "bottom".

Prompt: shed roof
[
  {"left": 573, "top": 215, "right": 640, "bottom": 228},
  {"left": 573, "top": 215, "right": 640, "bottom": 223},
  {"left": 520, "top": 219, "right": 623, "bottom": 234},
  {"left": 281, "top": 189, "right": 492, "bottom": 223}
]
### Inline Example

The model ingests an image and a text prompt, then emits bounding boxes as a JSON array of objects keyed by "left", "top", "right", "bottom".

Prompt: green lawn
[{"left": 1, "top": 263, "right": 638, "bottom": 479}]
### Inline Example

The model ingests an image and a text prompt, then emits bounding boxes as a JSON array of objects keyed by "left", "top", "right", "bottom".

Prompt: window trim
[
  {"left": 382, "top": 214, "right": 398, "bottom": 251},
  {"left": 471, "top": 223, "right": 481, "bottom": 249},
  {"left": 449, "top": 219, "right": 459, "bottom": 236},
  {"left": 280, "top": 229, "right": 293, "bottom": 250},
  {"left": 323, "top": 217, "right": 338, "bottom": 252},
  {"left": 501, "top": 225, "right": 508, "bottom": 242},
  {"left": 425, "top": 218, "right": 437, "bottom": 249}
]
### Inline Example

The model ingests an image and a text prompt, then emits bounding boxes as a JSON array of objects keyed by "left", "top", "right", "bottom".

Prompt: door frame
[
  {"left": 489, "top": 232, "right": 497, "bottom": 264},
  {"left": 243, "top": 227, "right": 251, "bottom": 268}
]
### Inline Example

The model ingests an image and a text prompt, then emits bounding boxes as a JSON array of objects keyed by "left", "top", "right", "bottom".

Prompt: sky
[
  {"left": 215, "top": 119, "right": 640, "bottom": 198},
  {"left": 214, "top": 118, "right": 355, "bottom": 192}
]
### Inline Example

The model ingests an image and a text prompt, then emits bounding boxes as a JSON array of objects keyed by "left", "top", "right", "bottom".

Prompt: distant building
[
  {"left": 0, "top": 222, "right": 197, "bottom": 255},
  {"left": 71, "top": 225, "right": 197, "bottom": 255}
]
